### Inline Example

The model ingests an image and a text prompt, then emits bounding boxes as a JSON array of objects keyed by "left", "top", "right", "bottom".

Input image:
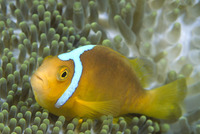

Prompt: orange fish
[{"left": 30, "top": 45, "right": 187, "bottom": 120}]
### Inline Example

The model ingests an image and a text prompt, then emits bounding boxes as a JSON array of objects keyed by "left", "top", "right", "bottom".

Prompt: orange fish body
[{"left": 31, "top": 45, "right": 187, "bottom": 120}]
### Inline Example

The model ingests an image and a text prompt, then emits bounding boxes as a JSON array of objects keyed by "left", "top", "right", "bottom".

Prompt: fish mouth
[
  {"left": 30, "top": 73, "right": 45, "bottom": 92},
  {"left": 35, "top": 74, "right": 43, "bottom": 82},
  {"left": 32, "top": 73, "right": 44, "bottom": 83}
]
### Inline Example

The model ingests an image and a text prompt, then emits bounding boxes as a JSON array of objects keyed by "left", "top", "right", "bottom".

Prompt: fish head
[{"left": 30, "top": 55, "right": 74, "bottom": 108}]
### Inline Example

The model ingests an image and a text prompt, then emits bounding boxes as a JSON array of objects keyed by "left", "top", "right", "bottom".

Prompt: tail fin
[{"left": 142, "top": 78, "right": 187, "bottom": 120}]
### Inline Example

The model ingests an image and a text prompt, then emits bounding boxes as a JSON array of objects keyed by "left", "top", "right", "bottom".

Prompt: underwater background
[{"left": 0, "top": 0, "right": 200, "bottom": 133}]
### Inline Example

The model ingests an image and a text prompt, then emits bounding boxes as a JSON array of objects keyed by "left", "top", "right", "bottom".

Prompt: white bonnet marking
[{"left": 55, "top": 45, "right": 95, "bottom": 108}]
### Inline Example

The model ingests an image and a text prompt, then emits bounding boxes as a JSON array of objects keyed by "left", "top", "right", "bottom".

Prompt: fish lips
[{"left": 30, "top": 73, "right": 46, "bottom": 94}]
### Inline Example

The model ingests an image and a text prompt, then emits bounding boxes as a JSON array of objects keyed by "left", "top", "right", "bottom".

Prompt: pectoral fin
[{"left": 74, "top": 98, "right": 120, "bottom": 118}]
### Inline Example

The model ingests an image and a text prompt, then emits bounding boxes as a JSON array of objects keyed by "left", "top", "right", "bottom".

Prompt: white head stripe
[{"left": 55, "top": 45, "right": 95, "bottom": 108}]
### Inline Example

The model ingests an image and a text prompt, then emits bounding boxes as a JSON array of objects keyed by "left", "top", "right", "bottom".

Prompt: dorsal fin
[{"left": 128, "top": 57, "right": 156, "bottom": 88}]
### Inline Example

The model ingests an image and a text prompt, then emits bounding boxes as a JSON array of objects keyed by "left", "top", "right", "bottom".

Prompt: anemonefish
[{"left": 31, "top": 45, "right": 187, "bottom": 120}]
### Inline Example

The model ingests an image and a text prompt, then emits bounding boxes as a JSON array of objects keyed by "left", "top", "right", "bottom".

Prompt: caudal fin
[{"left": 142, "top": 78, "right": 187, "bottom": 120}]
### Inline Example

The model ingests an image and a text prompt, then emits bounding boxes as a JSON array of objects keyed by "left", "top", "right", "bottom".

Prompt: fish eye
[
  {"left": 61, "top": 70, "right": 68, "bottom": 78},
  {"left": 58, "top": 67, "right": 69, "bottom": 80}
]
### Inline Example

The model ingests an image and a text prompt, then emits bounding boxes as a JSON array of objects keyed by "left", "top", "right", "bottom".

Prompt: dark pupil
[{"left": 62, "top": 71, "right": 67, "bottom": 77}]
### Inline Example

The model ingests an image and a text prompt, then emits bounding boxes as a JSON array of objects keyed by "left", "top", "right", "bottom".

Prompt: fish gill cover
[{"left": 0, "top": 0, "right": 200, "bottom": 134}]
